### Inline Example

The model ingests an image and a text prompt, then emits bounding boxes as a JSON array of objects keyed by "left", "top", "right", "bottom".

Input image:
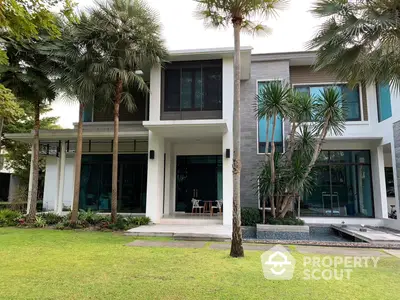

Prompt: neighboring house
[
  {"left": 0, "top": 151, "right": 20, "bottom": 203},
  {"left": 5, "top": 48, "right": 400, "bottom": 228}
]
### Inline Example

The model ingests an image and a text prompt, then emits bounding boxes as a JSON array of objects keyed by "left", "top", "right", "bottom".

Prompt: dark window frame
[
  {"left": 293, "top": 83, "right": 362, "bottom": 122},
  {"left": 163, "top": 60, "right": 223, "bottom": 112}
]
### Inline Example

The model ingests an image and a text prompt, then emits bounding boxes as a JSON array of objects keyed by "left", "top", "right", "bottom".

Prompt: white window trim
[
  {"left": 292, "top": 81, "right": 366, "bottom": 123},
  {"left": 256, "top": 78, "right": 286, "bottom": 155}
]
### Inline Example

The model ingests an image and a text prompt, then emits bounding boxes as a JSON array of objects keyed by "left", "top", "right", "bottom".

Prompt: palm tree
[
  {"left": 49, "top": 14, "right": 101, "bottom": 223},
  {"left": 0, "top": 38, "right": 57, "bottom": 221},
  {"left": 195, "top": 0, "right": 286, "bottom": 257},
  {"left": 86, "top": 0, "right": 168, "bottom": 223},
  {"left": 309, "top": 0, "right": 400, "bottom": 89}
]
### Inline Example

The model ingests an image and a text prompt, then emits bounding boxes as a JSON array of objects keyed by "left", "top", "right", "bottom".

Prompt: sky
[{"left": 48, "top": 0, "right": 320, "bottom": 128}]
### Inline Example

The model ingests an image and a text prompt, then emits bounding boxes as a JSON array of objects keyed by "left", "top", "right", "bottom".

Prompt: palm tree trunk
[
  {"left": 111, "top": 78, "right": 122, "bottom": 223},
  {"left": 27, "top": 101, "right": 40, "bottom": 222},
  {"left": 269, "top": 112, "right": 277, "bottom": 218},
  {"left": 262, "top": 117, "right": 270, "bottom": 224},
  {"left": 304, "top": 115, "right": 331, "bottom": 179},
  {"left": 286, "top": 121, "right": 298, "bottom": 161},
  {"left": 70, "top": 102, "right": 84, "bottom": 223},
  {"left": 230, "top": 21, "right": 244, "bottom": 258}
]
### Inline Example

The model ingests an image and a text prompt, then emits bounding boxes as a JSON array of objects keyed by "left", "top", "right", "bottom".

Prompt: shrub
[
  {"left": 125, "top": 216, "right": 151, "bottom": 227},
  {"left": 0, "top": 209, "right": 22, "bottom": 227},
  {"left": 55, "top": 223, "right": 65, "bottom": 230},
  {"left": 78, "top": 209, "right": 99, "bottom": 225},
  {"left": 266, "top": 217, "right": 305, "bottom": 226},
  {"left": 34, "top": 216, "right": 47, "bottom": 228},
  {"left": 77, "top": 209, "right": 108, "bottom": 225},
  {"left": 41, "top": 213, "right": 64, "bottom": 225},
  {"left": 241, "top": 207, "right": 261, "bottom": 226}
]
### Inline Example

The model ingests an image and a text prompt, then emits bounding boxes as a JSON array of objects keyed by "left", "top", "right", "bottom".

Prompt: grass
[{"left": 0, "top": 228, "right": 399, "bottom": 299}]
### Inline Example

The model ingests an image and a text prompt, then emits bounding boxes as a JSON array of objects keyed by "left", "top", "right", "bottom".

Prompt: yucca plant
[
  {"left": 256, "top": 82, "right": 346, "bottom": 220},
  {"left": 256, "top": 81, "right": 290, "bottom": 221}
]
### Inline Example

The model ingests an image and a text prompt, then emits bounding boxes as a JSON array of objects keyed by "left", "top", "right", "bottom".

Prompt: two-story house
[{"left": 6, "top": 47, "right": 400, "bottom": 229}]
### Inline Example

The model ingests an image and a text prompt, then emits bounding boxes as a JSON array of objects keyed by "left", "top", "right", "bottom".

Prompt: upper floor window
[
  {"left": 164, "top": 60, "right": 222, "bottom": 112},
  {"left": 377, "top": 83, "right": 392, "bottom": 122},
  {"left": 294, "top": 84, "right": 361, "bottom": 121},
  {"left": 82, "top": 90, "right": 147, "bottom": 122},
  {"left": 257, "top": 81, "right": 283, "bottom": 154}
]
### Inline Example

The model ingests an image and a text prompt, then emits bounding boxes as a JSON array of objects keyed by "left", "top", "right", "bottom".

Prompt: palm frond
[
  {"left": 310, "top": 0, "right": 400, "bottom": 90},
  {"left": 194, "top": 0, "right": 287, "bottom": 33}
]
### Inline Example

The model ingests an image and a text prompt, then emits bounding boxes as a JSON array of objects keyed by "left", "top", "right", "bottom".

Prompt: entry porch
[{"left": 144, "top": 120, "right": 233, "bottom": 226}]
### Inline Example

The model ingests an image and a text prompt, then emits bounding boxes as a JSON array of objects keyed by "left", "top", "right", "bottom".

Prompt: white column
[
  {"left": 56, "top": 141, "right": 66, "bottom": 214},
  {"left": 146, "top": 131, "right": 165, "bottom": 223},
  {"left": 149, "top": 65, "right": 161, "bottom": 122},
  {"left": 26, "top": 145, "right": 34, "bottom": 214},
  {"left": 371, "top": 145, "right": 388, "bottom": 219},
  {"left": 169, "top": 151, "right": 176, "bottom": 214},
  {"left": 163, "top": 141, "right": 171, "bottom": 215},
  {"left": 222, "top": 57, "right": 234, "bottom": 226}
]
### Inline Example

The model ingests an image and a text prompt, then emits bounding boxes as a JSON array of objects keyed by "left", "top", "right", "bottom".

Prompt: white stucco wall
[
  {"left": 42, "top": 155, "right": 75, "bottom": 212},
  {"left": 43, "top": 157, "right": 58, "bottom": 211}
]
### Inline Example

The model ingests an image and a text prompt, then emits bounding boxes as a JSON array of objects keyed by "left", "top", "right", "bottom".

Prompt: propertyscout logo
[
  {"left": 261, "top": 245, "right": 295, "bottom": 280},
  {"left": 261, "top": 245, "right": 380, "bottom": 281}
]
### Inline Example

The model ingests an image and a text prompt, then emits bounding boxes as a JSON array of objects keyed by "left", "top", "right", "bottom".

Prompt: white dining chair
[
  {"left": 191, "top": 198, "right": 204, "bottom": 214},
  {"left": 210, "top": 200, "right": 223, "bottom": 216}
]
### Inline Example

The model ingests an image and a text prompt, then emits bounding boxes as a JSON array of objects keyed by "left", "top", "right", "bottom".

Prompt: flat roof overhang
[
  {"left": 4, "top": 128, "right": 149, "bottom": 143},
  {"left": 143, "top": 120, "right": 228, "bottom": 139},
  {"left": 169, "top": 47, "right": 252, "bottom": 80}
]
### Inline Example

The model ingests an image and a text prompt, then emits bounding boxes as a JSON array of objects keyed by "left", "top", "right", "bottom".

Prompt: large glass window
[
  {"left": 79, "top": 154, "right": 147, "bottom": 213},
  {"left": 301, "top": 150, "right": 374, "bottom": 217},
  {"left": 257, "top": 81, "right": 283, "bottom": 153},
  {"left": 294, "top": 84, "right": 361, "bottom": 121},
  {"left": 164, "top": 60, "right": 222, "bottom": 112},
  {"left": 377, "top": 83, "right": 392, "bottom": 122}
]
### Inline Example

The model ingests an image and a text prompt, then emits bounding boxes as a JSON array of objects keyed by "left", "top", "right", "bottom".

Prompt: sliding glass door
[
  {"left": 79, "top": 154, "right": 147, "bottom": 213},
  {"left": 175, "top": 155, "right": 222, "bottom": 212},
  {"left": 301, "top": 150, "right": 374, "bottom": 217}
]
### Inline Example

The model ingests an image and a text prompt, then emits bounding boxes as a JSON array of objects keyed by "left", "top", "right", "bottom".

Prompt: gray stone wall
[
  {"left": 240, "top": 60, "right": 291, "bottom": 208},
  {"left": 393, "top": 120, "right": 400, "bottom": 207}
]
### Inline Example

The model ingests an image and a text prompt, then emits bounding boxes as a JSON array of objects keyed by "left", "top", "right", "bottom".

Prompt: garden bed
[{"left": 0, "top": 209, "right": 151, "bottom": 231}]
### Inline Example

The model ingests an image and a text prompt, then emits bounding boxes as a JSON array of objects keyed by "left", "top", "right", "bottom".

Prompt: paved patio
[{"left": 125, "top": 224, "right": 232, "bottom": 240}]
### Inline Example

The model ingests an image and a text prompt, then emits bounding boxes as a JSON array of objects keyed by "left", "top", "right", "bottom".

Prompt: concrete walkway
[
  {"left": 125, "top": 240, "right": 398, "bottom": 258},
  {"left": 125, "top": 224, "right": 232, "bottom": 240}
]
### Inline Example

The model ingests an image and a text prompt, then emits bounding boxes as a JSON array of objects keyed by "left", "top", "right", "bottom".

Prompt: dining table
[{"left": 202, "top": 200, "right": 215, "bottom": 214}]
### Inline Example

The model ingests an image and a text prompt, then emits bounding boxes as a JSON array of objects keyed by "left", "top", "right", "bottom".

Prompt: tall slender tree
[
  {"left": 0, "top": 39, "right": 57, "bottom": 221},
  {"left": 256, "top": 82, "right": 290, "bottom": 220},
  {"left": 309, "top": 0, "right": 400, "bottom": 89},
  {"left": 195, "top": 0, "right": 286, "bottom": 258},
  {"left": 49, "top": 14, "right": 101, "bottom": 223},
  {"left": 84, "top": 0, "right": 168, "bottom": 223}
]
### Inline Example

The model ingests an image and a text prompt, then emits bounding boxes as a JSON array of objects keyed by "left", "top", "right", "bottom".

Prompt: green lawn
[{"left": 0, "top": 228, "right": 399, "bottom": 300}]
